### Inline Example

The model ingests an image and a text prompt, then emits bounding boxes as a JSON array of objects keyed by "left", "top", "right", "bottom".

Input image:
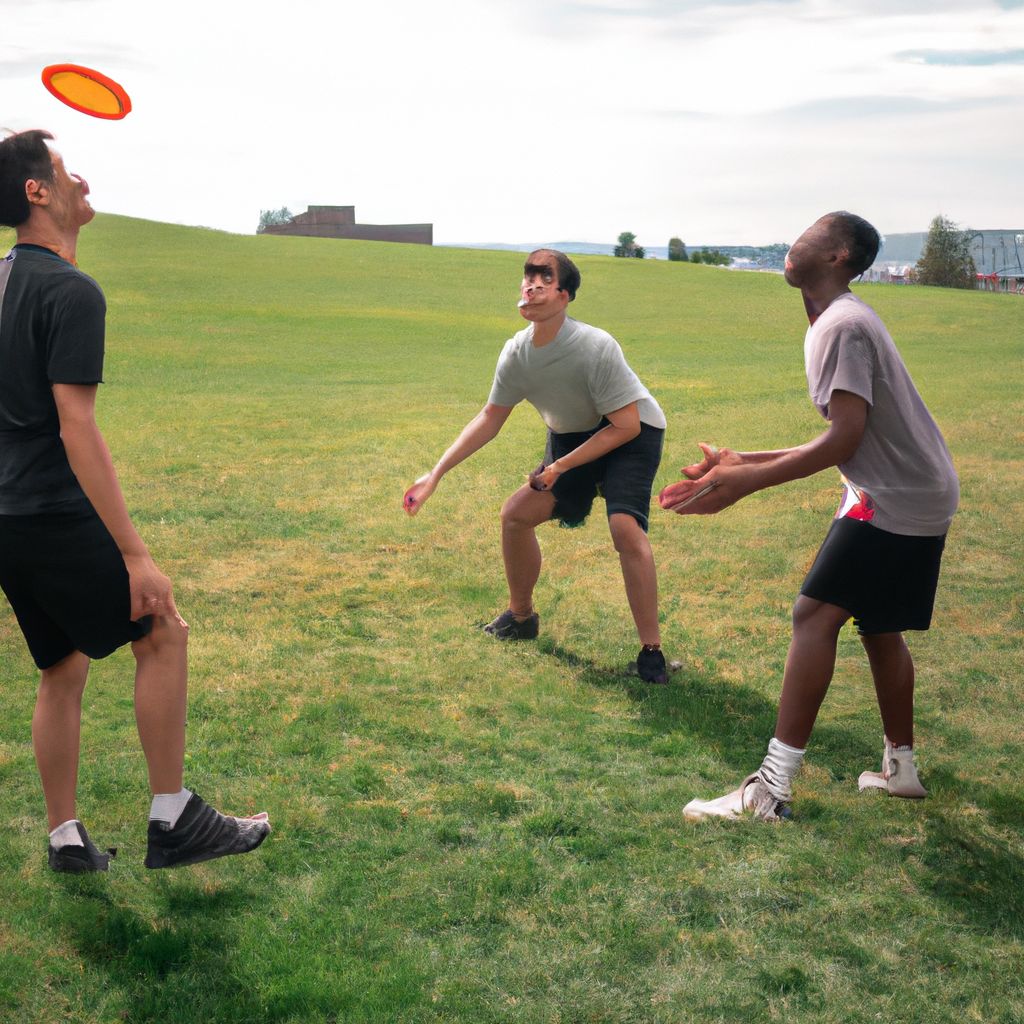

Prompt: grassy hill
[{"left": 1, "top": 216, "right": 1022, "bottom": 1024}]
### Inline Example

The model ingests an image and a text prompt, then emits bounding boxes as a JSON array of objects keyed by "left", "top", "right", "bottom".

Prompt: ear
[
  {"left": 25, "top": 178, "right": 50, "bottom": 208},
  {"left": 829, "top": 245, "right": 851, "bottom": 268}
]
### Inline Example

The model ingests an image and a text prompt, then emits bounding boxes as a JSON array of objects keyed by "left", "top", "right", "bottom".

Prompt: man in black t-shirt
[{"left": 0, "top": 130, "right": 270, "bottom": 871}]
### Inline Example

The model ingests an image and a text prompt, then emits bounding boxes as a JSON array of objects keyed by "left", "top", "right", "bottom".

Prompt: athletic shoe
[
  {"left": 636, "top": 645, "right": 668, "bottom": 684},
  {"left": 683, "top": 773, "right": 792, "bottom": 822},
  {"left": 48, "top": 821, "right": 116, "bottom": 873},
  {"left": 482, "top": 609, "right": 540, "bottom": 640},
  {"left": 858, "top": 737, "right": 927, "bottom": 799},
  {"left": 145, "top": 793, "right": 271, "bottom": 869}
]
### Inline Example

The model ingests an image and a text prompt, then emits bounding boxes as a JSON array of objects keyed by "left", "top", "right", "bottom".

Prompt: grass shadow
[
  {"left": 916, "top": 808, "right": 1024, "bottom": 939},
  {"left": 542, "top": 638, "right": 877, "bottom": 777},
  {"left": 54, "top": 877, "right": 272, "bottom": 1023}
]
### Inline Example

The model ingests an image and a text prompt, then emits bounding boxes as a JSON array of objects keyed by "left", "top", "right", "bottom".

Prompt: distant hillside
[{"left": 451, "top": 240, "right": 790, "bottom": 268}]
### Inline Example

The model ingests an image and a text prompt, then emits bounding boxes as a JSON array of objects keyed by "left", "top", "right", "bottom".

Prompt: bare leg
[
  {"left": 499, "top": 484, "right": 556, "bottom": 618},
  {"left": 861, "top": 631, "right": 914, "bottom": 748},
  {"left": 608, "top": 513, "right": 660, "bottom": 646},
  {"left": 132, "top": 614, "right": 189, "bottom": 795},
  {"left": 773, "top": 596, "right": 851, "bottom": 748},
  {"left": 33, "top": 651, "right": 91, "bottom": 830}
]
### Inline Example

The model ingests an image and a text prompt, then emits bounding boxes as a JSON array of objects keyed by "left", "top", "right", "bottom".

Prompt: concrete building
[{"left": 262, "top": 206, "right": 432, "bottom": 246}]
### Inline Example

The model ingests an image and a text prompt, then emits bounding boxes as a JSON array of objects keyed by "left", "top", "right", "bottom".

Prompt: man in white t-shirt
[
  {"left": 659, "top": 211, "right": 958, "bottom": 820},
  {"left": 404, "top": 249, "right": 671, "bottom": 683}
]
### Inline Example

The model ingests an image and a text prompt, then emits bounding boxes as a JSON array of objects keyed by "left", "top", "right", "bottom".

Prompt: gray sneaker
[
  {"left": 482, "top": 609, "right": 539, "bottom": 640},
  {"left": 48, "top": 821, "right": 116, "bottom": 873},
  {"left": 145, "top": 793, "right": 270, "bottom": 869}
]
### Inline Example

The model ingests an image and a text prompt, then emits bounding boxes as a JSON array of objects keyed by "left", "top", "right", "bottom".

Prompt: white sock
[
  {"left": 49, "top": 819, "right": 84, "bottom": 849},
  {"left": 149, "top": 788, "right": 193, "bottom": 828},
  {"left": 759, "top": 738, "right": 806, "bottom": 800}
]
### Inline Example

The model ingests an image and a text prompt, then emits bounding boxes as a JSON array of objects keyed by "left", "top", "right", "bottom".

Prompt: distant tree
[
  {"left": 689, "top": 247, "right": 731, "bottom": 267},
  {"left": 614, "top": 231, "right": 645, "bottom": 259},
  {"left": 916, "top": 215, "right": 976, "bottom": 289},
  {"left": 667, "top": 237, "right": 688, "bottom": 262},
  {"left": 257, "top": 207, "right": 294, "bottom": 234}
]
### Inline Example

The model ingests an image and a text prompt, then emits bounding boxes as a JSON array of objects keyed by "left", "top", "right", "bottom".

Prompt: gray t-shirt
[
  {"left": 804, "top": 292, "right": 959, "bottom": 536},
  {"left": 488, "top": 317, "right": 666, "bottom": 434}
]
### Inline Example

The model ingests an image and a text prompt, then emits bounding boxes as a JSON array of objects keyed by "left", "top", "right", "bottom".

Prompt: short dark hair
[
  {"left": 525, "top": 248, "right": 581, "bottom": 301},
  {"left": 0, "top": 129, "right": 55, "bottom": 228},
  {"left": 825, "top": 211, "right": 881, "bottom": 277}
]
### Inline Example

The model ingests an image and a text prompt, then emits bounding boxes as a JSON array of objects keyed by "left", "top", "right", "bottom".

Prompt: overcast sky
[{"left": 3, "top": 0, "right": 1022, "bottom": 246}]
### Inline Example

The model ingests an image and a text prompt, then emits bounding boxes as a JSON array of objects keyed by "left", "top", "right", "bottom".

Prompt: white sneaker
[
  {"left": 858, "top": 737, "right": 927, "bottom": 799},
  {"left": 683, "top": 773, "right": 791, "bottom": 822}
]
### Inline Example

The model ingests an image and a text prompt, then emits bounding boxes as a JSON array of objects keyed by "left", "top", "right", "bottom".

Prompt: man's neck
[
  {"left": 531, "top": 311, "right": 567, "bottom": 347},
  {"left": 16, "top": 223, "right": 79, "bottom": 266},
  {"left": 801, "top": 283, "right": 851, "bottom": 325}
]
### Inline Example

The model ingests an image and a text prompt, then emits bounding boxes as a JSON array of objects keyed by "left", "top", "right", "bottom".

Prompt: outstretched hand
[
  {"left": 403, "top": 474, "right": 437, "bottom": 516},
  {"left": 659, "top": 445, "right": 746, "bottom": 515},
  {"left": 681, "top": 442, "right": 722, "bottom": 480}
]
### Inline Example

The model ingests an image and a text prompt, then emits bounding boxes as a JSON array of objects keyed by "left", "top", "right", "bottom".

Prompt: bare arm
[
  {"left": 403, "top": 402, "right": 514, "bottom": 515},
  {"left": 530, "top": 401, "right": 641, "bottom": 491},
  {"left": 52, "top": 383, "right": 185, "bottom": 624},
  {"left": 659, "top": 390, "right": 868, "bottom": 514}
]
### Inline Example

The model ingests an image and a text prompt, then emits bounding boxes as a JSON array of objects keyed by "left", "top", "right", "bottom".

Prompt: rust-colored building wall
[{"left": 263, "top": 206, "right": 432, "bottom": 245}]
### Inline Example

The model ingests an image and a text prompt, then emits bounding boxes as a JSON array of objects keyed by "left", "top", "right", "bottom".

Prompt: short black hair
[
  {"left": 0, "top": 129, "right": 55, "bottom": 228},
  {"left": 525, "top": 248, "right": 581, "bottom": 301},
  {"left": 825, "top": 211, "right": 881, "bottom": 277}
]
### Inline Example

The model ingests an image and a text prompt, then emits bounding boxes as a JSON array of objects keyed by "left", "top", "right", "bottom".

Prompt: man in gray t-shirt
[
  {"left": 660, "top": 212, "right": 958, "bottom": 821},
  {"left": 404, "top": 249, "right": 671, "bottom": 683}
]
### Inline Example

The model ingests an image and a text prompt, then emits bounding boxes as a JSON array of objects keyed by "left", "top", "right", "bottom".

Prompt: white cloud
[{"left": 1, "top": 0, "right": 1021, "bottom": 244}]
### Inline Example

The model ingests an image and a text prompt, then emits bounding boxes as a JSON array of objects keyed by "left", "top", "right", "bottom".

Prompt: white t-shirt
[
  {"left": 804, "top": 292, "right": 959, "bottom": 536},
  {"left": 488, "top": 317, "right": 666, "bottom": 434}
]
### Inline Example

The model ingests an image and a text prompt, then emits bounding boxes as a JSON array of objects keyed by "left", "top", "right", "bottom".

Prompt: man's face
[
  {"left": 518, "top": 253, "right": 569, "bottom": 323},
  {"left": 37, "top": 147, "right": 94, "bottom": 229},
  {"left": 783, "top": 217, "right": 842, "bottom": 288}
]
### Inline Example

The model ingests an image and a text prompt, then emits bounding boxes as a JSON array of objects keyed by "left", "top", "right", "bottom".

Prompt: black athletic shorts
[
  {"left": 0, "top": 503, "right": 152, "bottom": 670},
  {"left": 800, "top": 517, "right": 947, "bottom": 635},
  {"left": 544, "top": 420, "right": 664, "bottom": 532}
]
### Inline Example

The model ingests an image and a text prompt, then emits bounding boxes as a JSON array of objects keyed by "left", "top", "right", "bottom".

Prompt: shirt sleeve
[
  {"left": 487, "top": 338, "right": 525, "bottom": 408},
  {"left": 587, "top": 335, "right": 648, "bottom": 415},
  {"left": 46, "top": 275, "right": 106, "bottom": 384},
  {"left": 807, "top": 320, "right": 874, "bottom": 416}
]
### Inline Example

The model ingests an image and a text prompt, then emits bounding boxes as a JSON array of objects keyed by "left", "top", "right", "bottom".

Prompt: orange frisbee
[{"left": 41, "top": 64, "right": 132, "bottom": 120}]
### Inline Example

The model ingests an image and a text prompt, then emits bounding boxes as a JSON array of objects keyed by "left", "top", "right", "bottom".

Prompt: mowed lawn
[{"left": 0, "top": 217, "right": 1021, "bottom": 1024}]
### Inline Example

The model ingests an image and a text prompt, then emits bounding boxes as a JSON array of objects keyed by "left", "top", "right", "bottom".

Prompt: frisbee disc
[{"left": 41, "top": 64, "right": 132, "bottom": 120}]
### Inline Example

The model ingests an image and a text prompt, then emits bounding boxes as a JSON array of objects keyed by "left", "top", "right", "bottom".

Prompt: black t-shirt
[{"left": 0, "top": 244, "right": 105, "bottom": 514}]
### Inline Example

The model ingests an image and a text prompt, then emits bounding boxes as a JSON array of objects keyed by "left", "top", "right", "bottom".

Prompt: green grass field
[{"left": 1, "top": 217, "right": 1022, "bottom": 1024}]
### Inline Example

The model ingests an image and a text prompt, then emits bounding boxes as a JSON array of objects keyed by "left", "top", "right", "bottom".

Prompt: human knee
[
  {"left": 132, "top": 615, "right": 189, "bottom": 661},
  {"left": 39, "top": 651, "right": 89, "bottom": 698},
  {"left": 608, "top": 513, "right": 648, "bottom": 556},
  {"left": 501, "top": 491, "right": 548, "bottom": 530},
  {"left": 861, "top": 631, "right": 908, "bottom": 661},
  {"left": 791, "top": 596, "right": 849, "bottom": 636}
]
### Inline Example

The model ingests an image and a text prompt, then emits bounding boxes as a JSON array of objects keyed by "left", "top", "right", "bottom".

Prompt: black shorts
[
  {"left": 0, "top": 504, "right": 152, "bottom": 670},
  {"left": 545, "top": 420, "right": 664, "bottom": 532},
  {"left": 800, "top": 517, "right": 947, "bottom": 635}
]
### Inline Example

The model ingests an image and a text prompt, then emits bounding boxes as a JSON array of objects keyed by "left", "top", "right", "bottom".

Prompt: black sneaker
[
  {"left": 482, "top": 609, "right": 540, "bottom": 640},
  {"left": 48, "top": 821, "right": 116, "bottom": 873},
  {"left": 145, "top": 793, "right": 270, "bottom": 870},
  {"left": 636, "top": 645, "right": 668, "bottom": 684}
]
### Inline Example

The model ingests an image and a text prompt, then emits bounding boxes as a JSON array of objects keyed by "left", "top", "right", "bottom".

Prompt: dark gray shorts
[
  {"left": 544, "top": 420, "right": 664, "bottom": 532},
  {"left": 0, "top": 504, "right": 152, "bottom": 670},
  {"left": 800, "top": 517, "right": 947, "bottom": 635}
]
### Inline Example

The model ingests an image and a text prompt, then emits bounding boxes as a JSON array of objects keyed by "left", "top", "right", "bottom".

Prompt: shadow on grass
[
  {"left": 917, "top": 807, "right": 1024, "bottom": 939},
  {"left": 541, "top": 638, "right": 876, "bottom": 777},
  {"left": 53, "top": 877, "right": 271, "bottom": 1024}
]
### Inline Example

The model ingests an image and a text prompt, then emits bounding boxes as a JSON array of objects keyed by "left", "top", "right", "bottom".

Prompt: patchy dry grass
[{"left": 1, "top": 218, "right": 1022, "bottom": 1024}]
